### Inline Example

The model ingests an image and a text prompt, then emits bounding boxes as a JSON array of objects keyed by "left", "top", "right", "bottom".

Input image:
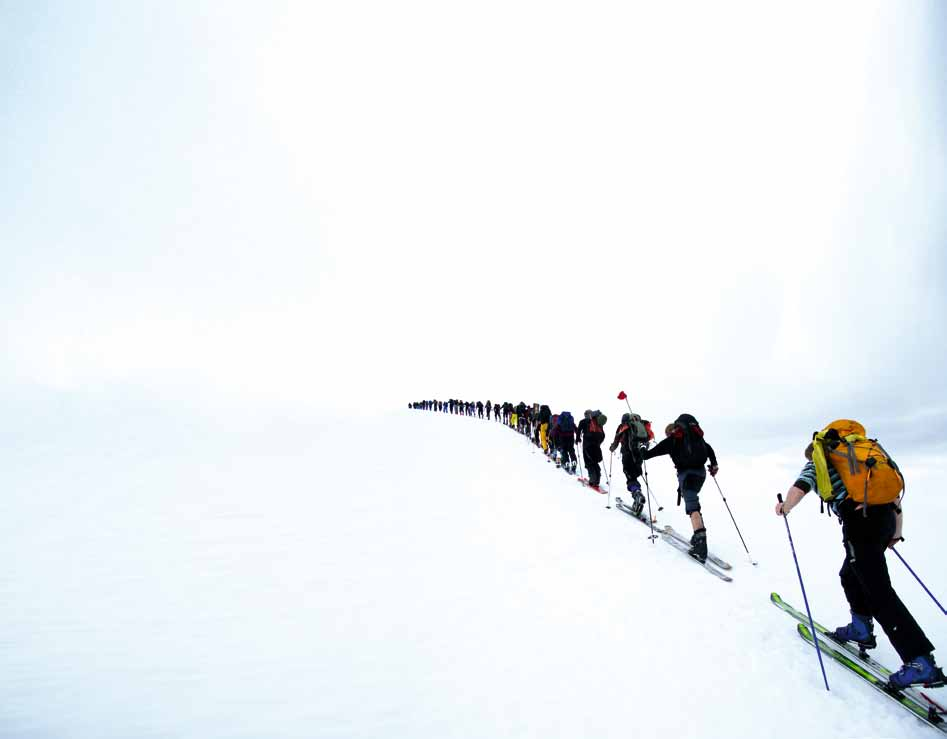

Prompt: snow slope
[{"left": 0, "top": 408, "right": 944, "bottom": 738}]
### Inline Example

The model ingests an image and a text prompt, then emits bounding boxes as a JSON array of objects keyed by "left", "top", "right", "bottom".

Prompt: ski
[
  {"left": 771, "top": 592, "right": 946, "bottom": 718},
  {"left": 659, "top": 530, "right": 732, "bottom": 582},
  {"left": 577, "top": 477, "right": 607, "bottom": 494},
  {"left": 615, "top": 497, "right": 728, "bottom": 580},
  {"left": 796, "top": 623, "right": 946, "bottom": 733},
  {"left": 614, "top": 497, "right": 658, "bottom": 526},
  {"left": 663, "top": 525, "right": 732, "bottom": 570}
]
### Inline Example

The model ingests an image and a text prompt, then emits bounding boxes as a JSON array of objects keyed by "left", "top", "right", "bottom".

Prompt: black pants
[
  {"left": 838, "top": 502, "right": 934, "bottom": 662},
  {"left": 621, "top": 451, "right": 642, "bottom": 489},
  {"left": 584, "top": 446, "right": 602, "bottom": 485},
  {"left": 560, "top": 437, "right": 576, "bottom": 467}
]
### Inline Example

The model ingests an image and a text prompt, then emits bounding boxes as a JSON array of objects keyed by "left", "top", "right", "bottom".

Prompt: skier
[
  {"left": 549, "top": 414, "right": 560, "bottom": 464},
  {"left": 558, "top": 410, "right": 577, "bottom": 472},
  {"left": 609, "top": 412, "right": 651, "bottom": 515},
  {"left": 775, "top": 420, "right": 944, "bottom": 690},
  {"left": 578, "top": 410, "right": 606, "bottom": 488},
  {"left": 642, "top": 414, "right": 718, "bottom": 563},
  {"left": 538, "top": 404, "right": 552, "bottom": 454},
  {"left": 575, "top": 410, "right": 592, "bottom": 461},
  {"left": 516, "top": 402, "right": 528, "bottom": 435}
]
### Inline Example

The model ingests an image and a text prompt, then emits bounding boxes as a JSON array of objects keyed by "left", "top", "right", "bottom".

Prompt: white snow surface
[{"left": 1, "top": 408, "right": 945, "bottom": 738}]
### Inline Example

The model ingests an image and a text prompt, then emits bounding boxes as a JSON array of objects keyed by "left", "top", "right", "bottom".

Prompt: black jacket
[
  {"left": 577, "top": 418, "right": 605, "bottom": 459},
  {"left": 643, "top": 436, "right": 717, "bottom": 471},
  {"left": 575, "top": 417, "right": 588, "bottom": 444},
  {"left": 610, "top": 424, "right": 643, "bottom": 459}
]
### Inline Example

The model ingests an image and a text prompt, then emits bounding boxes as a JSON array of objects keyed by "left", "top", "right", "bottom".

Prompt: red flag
[{"left": 617, "top": 390, "right": 627, "bottom": 400}]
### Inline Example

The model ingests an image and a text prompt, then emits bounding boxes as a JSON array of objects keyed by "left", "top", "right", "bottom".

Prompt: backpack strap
[{"left": 811, "top": 431, "right": 835, "bottom": 499}]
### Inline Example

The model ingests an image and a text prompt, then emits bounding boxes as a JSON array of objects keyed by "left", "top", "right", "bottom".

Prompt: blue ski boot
[
  {"left": 830, "top": 612, "right": 877, "bottom": 650},
  {"left": 888, "top": 654, "right": 946, "bottom": 690}
]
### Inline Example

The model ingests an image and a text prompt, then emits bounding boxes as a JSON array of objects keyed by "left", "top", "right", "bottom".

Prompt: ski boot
[
  {"left": 631, "top": 492, "right": 646, "bottom": 517},
  {"left": 888, "top": 654, "right": 946, "bottom": 690},
  {"left": 688, "top": 528, "right": 707, "bottom": 563},
  {"left": 830, "top": 612, "right": 877, "bottom": 651},
  {"left": 627, "top": 484, "right": 645, "bottom": 516}
]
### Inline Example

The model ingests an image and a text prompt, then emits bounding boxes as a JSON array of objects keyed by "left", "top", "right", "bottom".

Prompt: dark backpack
[
  {"left": 623, "top": 414, "right": 652, "bottom": 453},
  {"left": 671, "top": 413, "right": 708, "bottom": 468},
  {"left": 558, "top": 411, "right": 575, "bottom": 433}
]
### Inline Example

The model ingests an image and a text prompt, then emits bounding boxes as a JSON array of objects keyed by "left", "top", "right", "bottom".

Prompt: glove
[
  {"left": 708, "top": 465, "right": 719, "bottom": 477},
  {"left": 609, "top": 443, "right": 618, "bottom": 453}
]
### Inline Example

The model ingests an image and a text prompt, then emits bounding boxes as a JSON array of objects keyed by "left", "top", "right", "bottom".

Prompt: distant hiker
[
  {"left": 486, "top": 400, "right": 492, "bottom": 420},
  {"left": 643, "top": 414, "right": 718, "bottom": 563},
  {"left": 477, "top": 400, "right": 484, "bottom": 418},
  {"left": 538, "top": 404, "right": 552, "bottom": 453},
  {"left": 558, "top": 410, "right": 577, "bottom": 473},
  {"left": 775, "top": 420, "right": 944, "bottom": 690},
  {"left": 610, "top": 412, "right": 652, "bottom": 515},
  {"left": 516, "top": 402, "right": 528, "bottom": 435},
  {"left": 549, "top": 414, "right": 561, "bottom": 464},
  {"left": 575, "top": 410, "right": 590, "bottom": 444},
  {"left": 577, "top": 410, "right": 606, "bottom": 487}
]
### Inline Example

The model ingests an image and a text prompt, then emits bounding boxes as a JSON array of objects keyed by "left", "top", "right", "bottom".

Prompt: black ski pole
[
  {"left": 641, "top": 459, "right": 663, "bottom": 512},
  {"left": 641, "top": 460, "right": 658, "bottom": 542},
  {"left": 778, "top": 494, "right": 830, "bottom": 691},
  {"left": 711, "top": 472, "right": 757, "bottom": 565},
  {"left": 606, "top": 451, "right": 614, "bottom": 508}
]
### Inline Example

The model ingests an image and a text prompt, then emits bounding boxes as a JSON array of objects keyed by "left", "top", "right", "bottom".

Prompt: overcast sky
[{"left": 2, "top": 1, "right": 945, "bottom": 445}]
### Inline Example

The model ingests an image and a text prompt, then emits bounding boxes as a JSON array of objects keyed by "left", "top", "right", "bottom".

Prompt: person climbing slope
[
  {"left": 643, "top": 414, "right": 718, "bottom": 563},
  {"left": 577, "top": 410, "right": 606, "bottom": 488},
  {"left": 775, "top": 420, "right": 944, "bottom": 690},
  {"left": 610, "top": 412, "right": 652, "bottom": 515}
]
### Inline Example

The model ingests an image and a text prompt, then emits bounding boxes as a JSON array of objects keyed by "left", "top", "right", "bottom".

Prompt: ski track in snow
[{"left": 0, "top": 409, "right": 944, "bottom": 738}]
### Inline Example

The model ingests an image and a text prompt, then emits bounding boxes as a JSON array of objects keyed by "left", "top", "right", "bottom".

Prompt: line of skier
[
  {"left": 410, "top": 398, "right": 718, "bottom": 565},
  {"left": 409, "top": 401, "right": 945, "bottom": 692}
]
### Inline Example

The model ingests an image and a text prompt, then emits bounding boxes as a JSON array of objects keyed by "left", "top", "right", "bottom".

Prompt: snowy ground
[{"left": 1, "top": 407, "right": 945, "bottom": 738}]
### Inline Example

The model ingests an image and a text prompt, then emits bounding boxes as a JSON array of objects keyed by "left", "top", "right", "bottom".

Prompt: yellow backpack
[{"left": 811, "top": 419, "right": 904, "bottom": 507}]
